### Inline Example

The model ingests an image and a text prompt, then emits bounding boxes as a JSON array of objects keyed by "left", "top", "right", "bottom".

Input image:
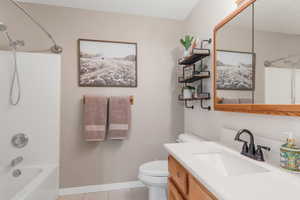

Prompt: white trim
[{"left": 59, "top": 181, "right": 145, "bottom": 196}]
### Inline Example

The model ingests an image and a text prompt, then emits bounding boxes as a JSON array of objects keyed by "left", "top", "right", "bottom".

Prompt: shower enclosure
[
  {"left": 0, "top": 51, "right": 61, "bottom": 200},
  {"left": 265, "top": 56, "right": 300, "bottom": 104}
]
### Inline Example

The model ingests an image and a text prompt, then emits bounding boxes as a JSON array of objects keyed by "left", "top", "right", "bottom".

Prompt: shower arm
[{"left": 8, "top": 0, "right": 63, "bottom": 53}]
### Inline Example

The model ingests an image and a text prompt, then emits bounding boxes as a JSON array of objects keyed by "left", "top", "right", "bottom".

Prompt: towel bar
[{"left": 83, "top": 96, "right": 134, "bottom": 105}]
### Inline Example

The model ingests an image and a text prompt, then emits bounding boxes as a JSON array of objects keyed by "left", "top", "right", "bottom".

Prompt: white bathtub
[{"left": 0, "top": 165, "right": 58, "bottom": 200}]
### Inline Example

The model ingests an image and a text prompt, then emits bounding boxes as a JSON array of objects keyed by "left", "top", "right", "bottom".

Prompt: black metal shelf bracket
[
  {"left": 200, "top": 99, "right": 211, "bottom": 110},
  {"left": 198, "top": 38, "right": 212, "bottom": 111},
  {"left": 184, "top": 100, "right": 194, "bottom": 109},
  {"left": 201, "top": 38, "right": 212, "bottom": 47}
]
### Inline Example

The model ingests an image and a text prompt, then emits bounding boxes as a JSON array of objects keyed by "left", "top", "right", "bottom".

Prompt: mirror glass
[
  {"left": 215, "top": 0, "right": 300, "bottom": 105},
  {"left": 216, "top": 5, "right": 254, "bottom": 104},
  {"left": 254, "top": 0, "right": 300, "bottom": 104}
]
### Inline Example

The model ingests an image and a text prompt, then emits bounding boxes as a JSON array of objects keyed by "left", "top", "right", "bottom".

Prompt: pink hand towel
[
  {"left": 83, "top": 96, "right": 108, "bottom": 141},
  {"left": 108, "top": 96, "right": 131, "bottom": 140}
]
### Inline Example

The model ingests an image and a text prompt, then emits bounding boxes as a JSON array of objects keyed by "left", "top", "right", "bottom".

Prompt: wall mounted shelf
[
  {"left": 177, "top": 39, "right": 212, "bottom": 110},
  {"left": 178, "top": 49, "right": 210, "bottom": 65},
  {"left": 178, "top": 93, "right": 210, "bottom": 101},
  {"left": 178, "top": 71, "right": 210, "bottom": 83},
  {"left": 178, "top": 93, "right": 210, "bottom": 109}
]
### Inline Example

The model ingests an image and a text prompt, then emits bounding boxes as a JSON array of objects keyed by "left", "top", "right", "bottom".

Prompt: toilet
[{"left": 138, "top": 133, "right": 206, "bottom": 200}]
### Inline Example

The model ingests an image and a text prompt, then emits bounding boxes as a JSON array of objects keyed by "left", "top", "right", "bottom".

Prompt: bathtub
[{"left": 0, "top": 165, "right": 58, "bottom": 200}]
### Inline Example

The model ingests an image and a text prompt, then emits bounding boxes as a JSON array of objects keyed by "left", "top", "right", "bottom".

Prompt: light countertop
[{"left": 164, "top": 142, "right": 300, "bottom": 200}]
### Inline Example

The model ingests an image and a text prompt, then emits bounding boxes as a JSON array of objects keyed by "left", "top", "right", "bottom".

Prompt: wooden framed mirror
[{"left": 213, "top": 0, "right": 300, "bottom": 116}]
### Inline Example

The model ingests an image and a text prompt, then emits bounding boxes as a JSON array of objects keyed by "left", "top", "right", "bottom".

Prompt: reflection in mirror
[
  {"left": 216, "top": 5, "right": 254, "bottom": 104},
  {"left": 254, "top": 0, "right": 300, "bottom": 104},
  {"left": 215, "top": 0, "right": 300, "bottom": 105}
]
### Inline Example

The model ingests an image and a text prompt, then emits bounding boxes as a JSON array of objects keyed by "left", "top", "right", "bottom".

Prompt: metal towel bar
[{"left": 83, "top": 96, "right": 134, "bottom": 105}]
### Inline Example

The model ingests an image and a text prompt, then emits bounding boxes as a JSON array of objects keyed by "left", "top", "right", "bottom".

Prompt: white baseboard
[{"left": 59, "top": 181, "right": 145, "bottom": 196}]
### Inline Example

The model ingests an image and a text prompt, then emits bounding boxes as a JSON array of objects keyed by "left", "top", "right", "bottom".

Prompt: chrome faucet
[
  {"left": 11, "top": 156, "right": 23, "bottom": 167},
  {"left": 235, "top": 129, "right": 271, "bottom": 161}
]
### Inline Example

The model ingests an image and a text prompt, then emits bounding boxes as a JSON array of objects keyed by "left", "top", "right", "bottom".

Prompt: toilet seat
[{"left": 139, "top": 160, "right": 168, "bottom": 177}]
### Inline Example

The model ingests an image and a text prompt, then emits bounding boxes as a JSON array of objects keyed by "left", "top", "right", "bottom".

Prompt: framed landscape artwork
[
  {"left": 216, "top": 50, "right": 255, "bottom": 90},
  {"left": 78, "top": 39, "right": 137, "bottom": 87}
]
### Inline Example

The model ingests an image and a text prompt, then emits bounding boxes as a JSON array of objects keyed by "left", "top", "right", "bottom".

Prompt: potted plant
[
  {"left": 180, "top": 35, "right": 194, "bottom": 57},
  {"left": 182, "top": 86, "right": 195, "bottom": 99}
]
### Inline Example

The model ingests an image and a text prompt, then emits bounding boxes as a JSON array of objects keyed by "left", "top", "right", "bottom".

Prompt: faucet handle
[
  {"left": 257, "top": 145, "right": 271, "bottom": 151},
  {"left": 255, "top": 145, "right": 271, "bottom": 162},
  {"left": 11, "top": 156, "right": 23, "bottom": 167}
]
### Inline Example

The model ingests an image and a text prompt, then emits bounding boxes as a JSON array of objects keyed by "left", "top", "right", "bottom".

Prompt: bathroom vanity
[
  {"left": 168, "top": 156, "right": 217, "bottom": 200},
  {"left": 165, "top": 142, "right": 300, "bottom": 200}
]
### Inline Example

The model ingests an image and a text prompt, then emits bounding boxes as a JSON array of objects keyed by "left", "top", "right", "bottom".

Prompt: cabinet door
[
  {"left": 168, "top": 156, "right": 188, "bottom": 195},
  {"left": 189, "top": 176, "right": 217, "bottom": 200},
  {"left": 168, "top": 179, "right": 185, "bottom": 200}
]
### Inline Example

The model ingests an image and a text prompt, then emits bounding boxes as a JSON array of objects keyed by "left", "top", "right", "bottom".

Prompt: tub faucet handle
[{"left": 11, "top": 156, "right": 23, "bottom": 167}]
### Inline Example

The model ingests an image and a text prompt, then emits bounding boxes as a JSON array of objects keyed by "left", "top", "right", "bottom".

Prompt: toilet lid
[{"left": 139, "top": 160, "right": 168, "bottom": 177}]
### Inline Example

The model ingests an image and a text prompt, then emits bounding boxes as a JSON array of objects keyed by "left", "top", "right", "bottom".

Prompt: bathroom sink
[{"left": 192, "top": 152, "right": 269, "bottom": 177}]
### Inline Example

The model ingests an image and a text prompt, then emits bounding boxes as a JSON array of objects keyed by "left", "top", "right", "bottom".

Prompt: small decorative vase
[
  {"left": 182, "top": 86, "right": 195, "bottom": 99},
  {"left": 183, "top": 49, "right": 190, "bottom": 57},
  {"left": 280, "top": 144, "right": 300, "bottom": 172},
  {"left": 183, "top": 89, "right": 192, "bottom": 99}
]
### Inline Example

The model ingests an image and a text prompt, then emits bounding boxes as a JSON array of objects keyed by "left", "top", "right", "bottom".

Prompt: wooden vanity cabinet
[
  {"left": 168, "top": 156, "right": 189, "bottom": 196},
  {"left": 168, "top": 178, "right": 185, "bottom": 200},
  {"left": 168, "top": 156, "right": 218, "bottom": 200},
  {"left": 189, "top": 175, "right": 217, "bottom": 200}
]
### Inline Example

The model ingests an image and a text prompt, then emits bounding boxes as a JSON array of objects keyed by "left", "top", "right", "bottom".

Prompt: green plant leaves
[{"left": 180, "top": 35, "right": 194, "bottom": 50}]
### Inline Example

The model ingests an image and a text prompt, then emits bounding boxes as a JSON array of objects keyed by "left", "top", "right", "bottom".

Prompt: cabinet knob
[{"left": 177, "top": 172, "right": 181, "bottom": 178}]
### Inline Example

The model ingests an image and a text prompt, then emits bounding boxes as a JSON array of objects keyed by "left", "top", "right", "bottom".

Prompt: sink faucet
[
  {"left": 235, "top": 129, "right": 271, "bottom": 161},
  {"left": 11, "top": 156, "right": 23, "bottom": 167},
  {"left": 235, "top": 129, "right": 256, "bottom": 158}
]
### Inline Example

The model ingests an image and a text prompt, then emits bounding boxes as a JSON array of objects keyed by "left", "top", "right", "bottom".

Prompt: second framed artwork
[
  {"left": 216, "top": 50, "right": 255, "bottom": 90},
  {"left": 78, "top": 39, "right": 138, "bottom": 87}
]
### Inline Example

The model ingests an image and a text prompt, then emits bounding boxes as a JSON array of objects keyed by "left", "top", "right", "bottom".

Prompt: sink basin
[{"left": 193, "top": 152, "right": 269, "bottom": 177}]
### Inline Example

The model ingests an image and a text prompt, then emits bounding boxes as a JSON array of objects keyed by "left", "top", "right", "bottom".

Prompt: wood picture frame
[
  {"left": 78, "top": 39, "right": 138, "bottom": 87},
  {"left": 216, "top": 50, "right": 255, "bottom": 91},
  {"left": 213, "top": 0, "right": 300, "bottom": 116}
]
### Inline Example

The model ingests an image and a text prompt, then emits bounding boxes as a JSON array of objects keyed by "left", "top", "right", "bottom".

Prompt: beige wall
[
  {"left": 0, "top": 1, "right": 184, "bottom": 187},
  {"left": 184, "top": 0, "right": 300, "bottom": 145}
]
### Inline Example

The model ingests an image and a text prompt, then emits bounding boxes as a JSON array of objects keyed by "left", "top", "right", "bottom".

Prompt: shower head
[
  {"left": 8, "top": 0, "right": 63, "bottom": 53},
  {"left": 0, "top": 22, "right": 7, "bottom": 32},
  {"left": 0, "top": 22, "right": 12, "bottom": 44},
  {"left": 0, "top": 23, "right": 24, "bottom": 49}
]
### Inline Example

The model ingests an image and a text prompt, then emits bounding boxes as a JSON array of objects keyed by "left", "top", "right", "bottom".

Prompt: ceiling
[
  {"left": 18, "top": 0, "right": 200, "bottom": 20},
  {"left": 254, "top": 0, "right": 300, "bottom": 35},
  {"left": 228, "top": 0, "right": 300, "bottom": 35}
]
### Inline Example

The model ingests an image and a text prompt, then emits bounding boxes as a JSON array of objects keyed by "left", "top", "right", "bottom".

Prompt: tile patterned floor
[{"left": 58, "top": 187, "right": 148, "bottom": 200}]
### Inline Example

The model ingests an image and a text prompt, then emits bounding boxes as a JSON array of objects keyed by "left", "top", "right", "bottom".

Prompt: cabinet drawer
[
  {"left": 168, "top": 179, "right": 185, "bottom": 200},
  {"left": 189, "top": 175, "right": 217, "bottom": 200},
  {"left": 168, "top": 156, "right": 188, "bottom": 195}
]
